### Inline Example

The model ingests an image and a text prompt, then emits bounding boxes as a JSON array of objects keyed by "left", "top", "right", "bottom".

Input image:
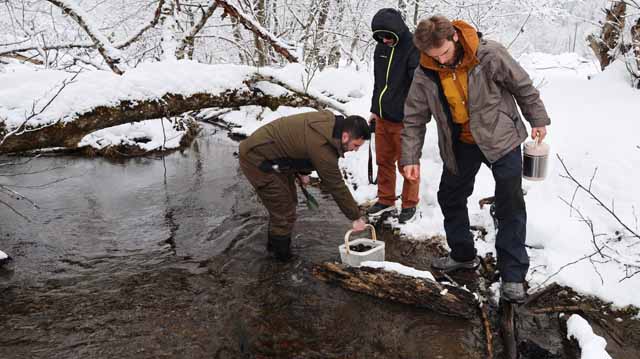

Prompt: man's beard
[{"left": 446, "top": 43, "right": 464, "bottom": 67}]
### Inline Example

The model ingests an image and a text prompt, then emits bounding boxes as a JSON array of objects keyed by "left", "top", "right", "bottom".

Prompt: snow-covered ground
[{"left": 1, "top": 54, "right": 639, "bottom": 315}]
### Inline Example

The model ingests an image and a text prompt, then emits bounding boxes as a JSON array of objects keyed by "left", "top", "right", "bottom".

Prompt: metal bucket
[{"left": 522, "top": 137, "right": 550, "bottom": 181}]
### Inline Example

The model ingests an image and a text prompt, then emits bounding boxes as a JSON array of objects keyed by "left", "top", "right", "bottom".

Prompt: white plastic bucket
[{"left": 338, "top": 224, "right": 385, "bottom": 267}]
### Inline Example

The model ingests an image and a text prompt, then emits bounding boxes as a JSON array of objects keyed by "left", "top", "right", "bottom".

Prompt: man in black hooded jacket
[{"left": 368, "top": 8, "right": 421, "bottom": 224}]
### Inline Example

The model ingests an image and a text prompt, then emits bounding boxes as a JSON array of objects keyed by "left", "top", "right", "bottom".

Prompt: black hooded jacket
[{"left": 370, "top": 8, "right": 419, "bottom": 123}]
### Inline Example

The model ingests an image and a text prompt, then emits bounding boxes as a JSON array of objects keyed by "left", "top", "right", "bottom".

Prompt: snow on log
[
  {"left": 0, "top": 83, "right": 323, "bottom": 154},
  {"left": 312, "top": 262, "right": 478, "bottom": 319},
  {"left": 0, "top": 61, "right": 353, "bottom": 154}
]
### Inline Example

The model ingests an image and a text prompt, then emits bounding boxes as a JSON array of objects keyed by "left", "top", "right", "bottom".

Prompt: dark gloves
[{"left": 369, "top": 118, "right": 376, "bottom": 133}]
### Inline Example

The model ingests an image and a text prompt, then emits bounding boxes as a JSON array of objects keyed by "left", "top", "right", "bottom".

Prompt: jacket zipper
[{"left": 378, "top": 45, "right": 395, "bottom": 121}]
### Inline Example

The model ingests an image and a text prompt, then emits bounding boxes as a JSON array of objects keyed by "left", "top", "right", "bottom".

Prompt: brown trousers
[
  {"left": 239, "top": 156, "right": 297, "bottom": 237},
  {"left": 375, "top": 118, "right": 420, "bottom": 208}
]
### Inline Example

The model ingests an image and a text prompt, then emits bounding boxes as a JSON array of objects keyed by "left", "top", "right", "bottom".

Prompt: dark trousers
[{"left": 437, "top": 143, "right": 529, "bottom": 282}]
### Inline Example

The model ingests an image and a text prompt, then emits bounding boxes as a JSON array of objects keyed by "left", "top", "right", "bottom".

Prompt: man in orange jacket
[{"left": 402, "top": 16, "right": 550, "bottom": 303}]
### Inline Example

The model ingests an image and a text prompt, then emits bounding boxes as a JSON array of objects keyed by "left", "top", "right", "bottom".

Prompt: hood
[
  {"left": 419, "top": 20, "right": 480, "bottom": 72},
  {"left": 371, "top": 8, "right": 409, "bottom": 45}
]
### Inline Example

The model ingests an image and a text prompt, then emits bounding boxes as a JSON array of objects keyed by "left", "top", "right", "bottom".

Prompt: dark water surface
[{"left": 0, "top": 128, "right": 482, "bottom": 358}]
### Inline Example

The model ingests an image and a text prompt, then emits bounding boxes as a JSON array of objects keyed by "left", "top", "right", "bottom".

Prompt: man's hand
[
  {"left": 403, "top": 164, "right": 420, "bottom": 181},
  {"left": 352, "top": 217, "right": 367, "bottom": 232},
  {"left": 531, "top": 126, "right": 547, "bottom": 141},
  {"left": 297, "top": 175, "right": 310, "bottom": 186},
  {"left": 369, "top": 113, "right": 380, "bottom": 123}
]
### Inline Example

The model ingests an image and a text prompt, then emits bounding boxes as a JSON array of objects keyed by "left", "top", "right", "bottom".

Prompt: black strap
[{"left": 368, "top": 140, "right": 377, "bottom": 185}]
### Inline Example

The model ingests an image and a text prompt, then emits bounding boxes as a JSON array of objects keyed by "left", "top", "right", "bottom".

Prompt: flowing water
[{"left": 0, "top": 127, "right": 484, "bottom": 358}]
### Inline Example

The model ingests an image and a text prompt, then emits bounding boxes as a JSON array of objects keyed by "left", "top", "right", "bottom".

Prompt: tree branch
[
  {"left": 214, "top": 0, "right": 298, "bottom": 63},
  {"left": 558, "top": 154, "right": 640, "bottom": 241},
  {"left": 45, "top": 0, "right": 124, "bottom": 74},
  {"left": 176, "top": 1, "right": 218, "bottom": 59}
]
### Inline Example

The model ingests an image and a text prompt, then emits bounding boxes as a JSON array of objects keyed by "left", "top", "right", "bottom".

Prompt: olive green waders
[{"left": 239, "top": 156, "right": 296, "bottom": 261}]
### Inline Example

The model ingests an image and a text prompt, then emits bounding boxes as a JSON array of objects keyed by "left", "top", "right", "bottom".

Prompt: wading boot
[
  {"left": 501, "top": 282, "right": 526, "bottom": 304},
  {"left": 269, "top": 234, "right": 292, "bottom": 262}
]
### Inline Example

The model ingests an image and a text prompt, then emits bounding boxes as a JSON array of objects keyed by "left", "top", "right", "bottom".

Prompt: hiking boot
[
  {"left": 398, "top": 207, "right": 417, "bottom": 223},
  {"left": 367, "top": 202, "right": 396, "bottom": 216},
  {"left": 501, "top": 282, "right": 526, "bottom": 304},
  {"left": 431, "top": 254, "right": 480, "bottom": 272},
  {"left": 268, "top": 234, "right": 292, "bottom": 262}
]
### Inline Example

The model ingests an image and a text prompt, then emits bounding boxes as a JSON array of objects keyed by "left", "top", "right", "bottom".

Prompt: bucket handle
[{"left": 344, "top": 224, "right": 377, "bottom": 255}]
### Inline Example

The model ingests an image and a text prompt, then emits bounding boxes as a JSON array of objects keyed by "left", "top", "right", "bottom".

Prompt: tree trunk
[
  {"left": 316, "top": 0, "right": 331, "bottom": 70},
  {"left": 176, "top": 2, "right": 219, "bottom": 60},
  {"left": 397, "top": 0, "right": 407, "bottom": 21},
  {"left": 312, "top": 262, "right": 478, "bottom": 319},
  {"left": 159, "top": 0, "right": 180, "bottom": 61},
  {"left": 215, "top": 0, "right": 298, "bottom": 63},
  {"left": 231, "top": 17, "right": 247, "bottom": 64},
  {"left": 253, "top": 0, "right": 268, "bottom": 66},
  {"left": 327, "top": 0, "right": 344, "bottom": 68},
  {"left": 631, "top": 18, "right": 640, "bottom": 76},
  {"left": 587, "top": 1, "right": 626, "bottom": 70},
  {"left": 0, "top": 76, "right": 328, "bottom": 154}
]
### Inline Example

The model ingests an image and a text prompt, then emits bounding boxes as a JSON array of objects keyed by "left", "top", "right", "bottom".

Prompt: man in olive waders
[
  {"left": 239, "top": 111, "right": 370, "bottom": 261},
  {"left": 368, "top": 8, "right": 421, "bottom": 224},
  {"left": 401, "top": 16, "right": 550, "bottom": 303}
]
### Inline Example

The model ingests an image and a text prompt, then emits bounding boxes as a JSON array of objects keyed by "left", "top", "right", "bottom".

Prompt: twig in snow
[{"left": 557, "top": 154, "right": 640, "bottom": 241}]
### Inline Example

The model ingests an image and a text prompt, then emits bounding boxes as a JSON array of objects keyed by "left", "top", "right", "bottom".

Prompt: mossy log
[{"left": 312, "top": 262, "right": 478, "bottom": 319}]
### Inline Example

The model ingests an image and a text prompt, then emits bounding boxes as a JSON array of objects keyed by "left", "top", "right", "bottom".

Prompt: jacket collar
[
  {"left": 332, "top": 115, "right": 345, "bottom": 157},
  {"left": 419, "top": 20, "right": 480, "bottom": 72}
]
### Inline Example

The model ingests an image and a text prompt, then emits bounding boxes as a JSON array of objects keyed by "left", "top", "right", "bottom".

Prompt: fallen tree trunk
[
  {"left": 312, "top": 262, "right": 478, "bottom": 319},
  {"left": 0, "top": 79, "right": 328, "bottom": 154}
]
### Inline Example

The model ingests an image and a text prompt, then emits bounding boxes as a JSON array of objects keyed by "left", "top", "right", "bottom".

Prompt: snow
[
  {"left": 0, "top": 61, "right": 255, "bottom": 129},
  {"left": 79, "top": 118, "right": 186, "bottom": 151},
  {"left": 0, "top": 250, "right": 7, "bottom": 261},
  {"left": 361, "top": 260, "right": 436, "bottom": 281},
  {"left": 566, "top": 314, "right": 612, "bottom": 359},
  {"left": 1, "top": 52, "right": 640, "bottom": 312}
]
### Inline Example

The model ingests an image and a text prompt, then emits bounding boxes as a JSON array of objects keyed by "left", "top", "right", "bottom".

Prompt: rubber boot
[{"left": 269, "top": 234, "right": 292, "bottom": 262}]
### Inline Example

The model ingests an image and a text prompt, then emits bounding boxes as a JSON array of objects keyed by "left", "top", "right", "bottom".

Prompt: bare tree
[
  {"left": 45, "top": 0, "right": 125, "bottom": 74},
  {"left": 176, "top": 2, "right": 219, "bottom": 59},
  {"left": 587, "top": 1, "right": 627, "bottom": 71},
  {"left": 214, "top": 0, "right": 298, "bottom": 62}
]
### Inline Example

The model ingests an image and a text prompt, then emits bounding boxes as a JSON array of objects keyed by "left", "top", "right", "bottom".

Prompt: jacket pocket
[
  {"left": 491, "top": 111, "right": 517, "bottom": 147},
  {"left": 499, "top": 110, "right": 517, "bottom": 123}
]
